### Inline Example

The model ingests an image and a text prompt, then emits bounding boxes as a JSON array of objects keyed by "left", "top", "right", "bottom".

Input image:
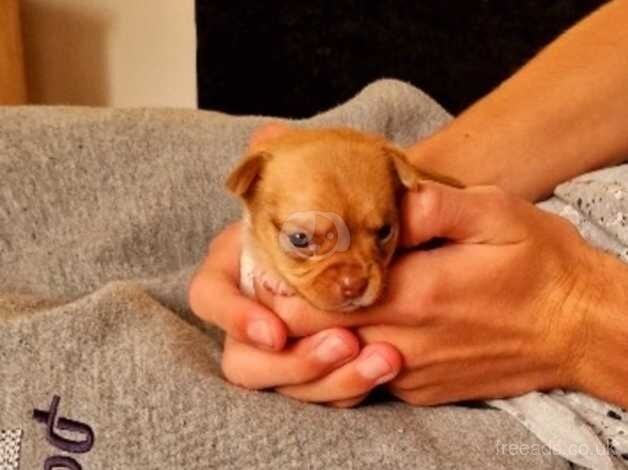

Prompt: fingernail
[
  {"left": 313, "top": 335, "right": 353, "bottom": 363},
  {"left": 356, "top": 352, "right": 394, "bottom": 385},
  {"left": 246, "top": 320, "right": 274, "bottom": 348}
]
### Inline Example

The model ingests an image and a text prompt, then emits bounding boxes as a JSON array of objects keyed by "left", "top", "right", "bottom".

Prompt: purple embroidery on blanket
[
  {"left": 33, "top": 395, "right": 96, "bottom": 468},
  {"left": 33, "top": 395, "right": 95, "bottom": 454},
  {"left": 43, "top": 455, "right": 82, "bottom": 470}
]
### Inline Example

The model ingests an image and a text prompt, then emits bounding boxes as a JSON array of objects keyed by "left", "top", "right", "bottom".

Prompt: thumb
[{"left": 400, "top": 182, "right": 526, "bottom": 247}]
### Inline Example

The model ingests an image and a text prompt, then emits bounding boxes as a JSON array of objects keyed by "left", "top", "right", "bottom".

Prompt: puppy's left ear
[
  {"left": 385, "top": 146, "right": 464, "bottom": 190},
  {"left": 226, "top": 151, "right": 272, "bottom": 199}
]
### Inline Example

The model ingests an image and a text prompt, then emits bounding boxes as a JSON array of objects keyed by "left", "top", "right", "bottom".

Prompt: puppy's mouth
[
  {"left": 336, "top": 302, "right": 363, "bottom": 313},
  {"left": 336, "top": 297, "right": 375, "bottom": 312},
  {"left": 283, "top": 262, "right": 385, "bottom": 312},
  {"left": 299, "top": 288, "right": 380, "bottom": 313}
]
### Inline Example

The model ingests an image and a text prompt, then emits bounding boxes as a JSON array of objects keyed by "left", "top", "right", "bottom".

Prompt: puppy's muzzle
[{"left": 336, "top": 264, "right": 368, "bottom": 301}]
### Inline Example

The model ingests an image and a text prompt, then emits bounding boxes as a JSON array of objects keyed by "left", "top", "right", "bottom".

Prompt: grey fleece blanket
[{"left": 1, "top": 80, "right": 626, "bottom": 470}]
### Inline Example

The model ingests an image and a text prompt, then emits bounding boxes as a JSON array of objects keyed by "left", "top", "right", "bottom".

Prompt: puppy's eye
[
  {"left": 376, "top": 224, "right": 393, "bottom": 242},
  {"left": 289, "top": 232, "right": 310, "bottom": 248}
]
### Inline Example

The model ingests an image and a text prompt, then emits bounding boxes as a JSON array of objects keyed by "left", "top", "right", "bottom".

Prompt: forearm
[
  {"left": 409, "top": 0, "right": 628, "bottom": 201},
  {"left": 570, "top": 250, "right": 628, "bottom": 408}
]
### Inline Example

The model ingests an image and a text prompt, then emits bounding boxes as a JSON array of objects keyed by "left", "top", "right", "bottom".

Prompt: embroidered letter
[
  {"left": 43, "top": 455, "right": 82, "bottom": 470},
  {"left": 33, "top": 395, "right": 95, "bottom": 454}
]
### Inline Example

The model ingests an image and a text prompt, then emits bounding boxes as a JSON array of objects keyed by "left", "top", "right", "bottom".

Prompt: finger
[
  {"left": 190, "top": 270, "right": 287, "bottom": 349},
  {"left": 328, "top": 394, "right": 368, "bottom": 408},
  {"left": 248, "top": 122, "right": 292, "bottom": 152},
  {"left": 276, "top": 343, "right": 402, "bottom": 403},
  {"left": 221, "top": 328, "right": 360, "bottom": 389},
  {"left": 202, "top": 222, "right": 244, "bottom": 279},
  {"left": 389, "top": 367, "right": 552, "bottom": 406},
  {"left": 400, "top": 183, "right": 528, "bottom": 247},
  {"left": 188, "top": 224, "right": 287, "bottom": 350}
]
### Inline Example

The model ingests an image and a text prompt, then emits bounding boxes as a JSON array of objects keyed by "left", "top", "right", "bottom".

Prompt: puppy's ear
[
  {"left": 226, "top": 151, "right": 272, "bottom": 198},
  {"left": 385, "top": 146, "right": 464, "bottom": 190}
]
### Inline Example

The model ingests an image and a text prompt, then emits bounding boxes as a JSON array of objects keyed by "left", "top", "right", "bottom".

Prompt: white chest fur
[{"left": 238, "top": 213, "right": 295, "bottom": 298}]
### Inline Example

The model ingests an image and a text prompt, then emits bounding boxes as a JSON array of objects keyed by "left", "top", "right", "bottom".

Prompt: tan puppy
[{"left": 227, "top": 126, "right": 460, "bottom": 312}]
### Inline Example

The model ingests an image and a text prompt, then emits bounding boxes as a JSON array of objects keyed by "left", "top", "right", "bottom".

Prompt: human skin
[
  {"left": 190, "top": 185, "right": 628, "bottom": 408},
  {"left": 409, "top": 0, "right": 628, "bottom": 201},
  {"left": 188, "top": 0, "right": 628, "bottom": 407}
]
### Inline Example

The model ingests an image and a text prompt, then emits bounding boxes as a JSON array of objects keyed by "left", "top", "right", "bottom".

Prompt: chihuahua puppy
[{"left": 227, "top": 126, "right": 460, "bottom": 312}]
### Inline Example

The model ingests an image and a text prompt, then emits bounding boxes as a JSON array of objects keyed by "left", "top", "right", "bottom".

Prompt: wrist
[{"left": 560, "top": 248, "right": 628, "bottom": 406}]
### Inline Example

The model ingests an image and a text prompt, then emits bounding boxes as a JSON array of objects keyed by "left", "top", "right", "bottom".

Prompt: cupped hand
[
  {"left": 190, "top": 120, "right": 599, "bottom": 407},
  {"left": 216, "top": 182, "right": 600, "bottom": 406},
  {"left": 188, "top": 222, "right": 289, "bottom": 350},
  {"left": 356, "top": 184, "right": 594, "bottom": 405},
  {"left": 187, "top": 222, "right": 403, "bottom": 407}
]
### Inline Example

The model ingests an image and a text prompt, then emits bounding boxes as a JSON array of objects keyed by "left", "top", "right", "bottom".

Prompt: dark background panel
[{"left": 196, "top": 1, "right": 608, "bottom": 118}]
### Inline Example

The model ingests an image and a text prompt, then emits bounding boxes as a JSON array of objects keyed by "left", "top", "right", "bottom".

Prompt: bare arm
[{"left": 409, "top": 0, "right": 628, "bottom": 201}]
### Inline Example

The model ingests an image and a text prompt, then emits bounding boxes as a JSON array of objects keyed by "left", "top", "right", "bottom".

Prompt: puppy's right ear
[
  {"left": 226, "top": 151, "right": 272, "bottom": 198},
  {"left": 385, "top": 146, "right": 464, "bottom": 190}
]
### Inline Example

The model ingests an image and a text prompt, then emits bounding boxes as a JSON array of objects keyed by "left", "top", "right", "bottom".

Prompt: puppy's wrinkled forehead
[{"left": 258, "top": 137, "right": 398, "bottom": 226}]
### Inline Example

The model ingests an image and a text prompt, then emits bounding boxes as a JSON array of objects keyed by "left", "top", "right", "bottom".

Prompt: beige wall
[{"left": 21, "top": 0, "right": 197, "bottom": 108}]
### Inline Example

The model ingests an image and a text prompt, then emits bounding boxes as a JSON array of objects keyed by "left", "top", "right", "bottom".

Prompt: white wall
[{"left": 21, "top": 0, "right": 197, "bottom": 108}]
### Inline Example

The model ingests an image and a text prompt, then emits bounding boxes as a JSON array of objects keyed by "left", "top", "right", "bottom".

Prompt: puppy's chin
[
  {"left": 295, "top": 290, "right": 381, "bottom": 313},
  {"left": 284, "top": 273, "right": 385, "bottom": 313}
]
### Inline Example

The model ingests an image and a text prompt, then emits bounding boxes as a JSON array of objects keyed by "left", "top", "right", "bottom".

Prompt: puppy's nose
[{"left": 339, "top": 270, "right": 368, "bottom": 300}]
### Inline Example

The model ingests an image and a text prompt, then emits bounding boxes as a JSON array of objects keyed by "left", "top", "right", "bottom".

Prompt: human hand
[
  {"left": 221, "top": 182, "right": 603, "bottom": 406},
  {"left": 188, "top": 222, "right": 403, "bottom": 407},
  {"left": 355, "top": 182, "right": 601, "bottom": 405},
  {"left": 188, "top": 222, "right": 288, "bottom": 350}
]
